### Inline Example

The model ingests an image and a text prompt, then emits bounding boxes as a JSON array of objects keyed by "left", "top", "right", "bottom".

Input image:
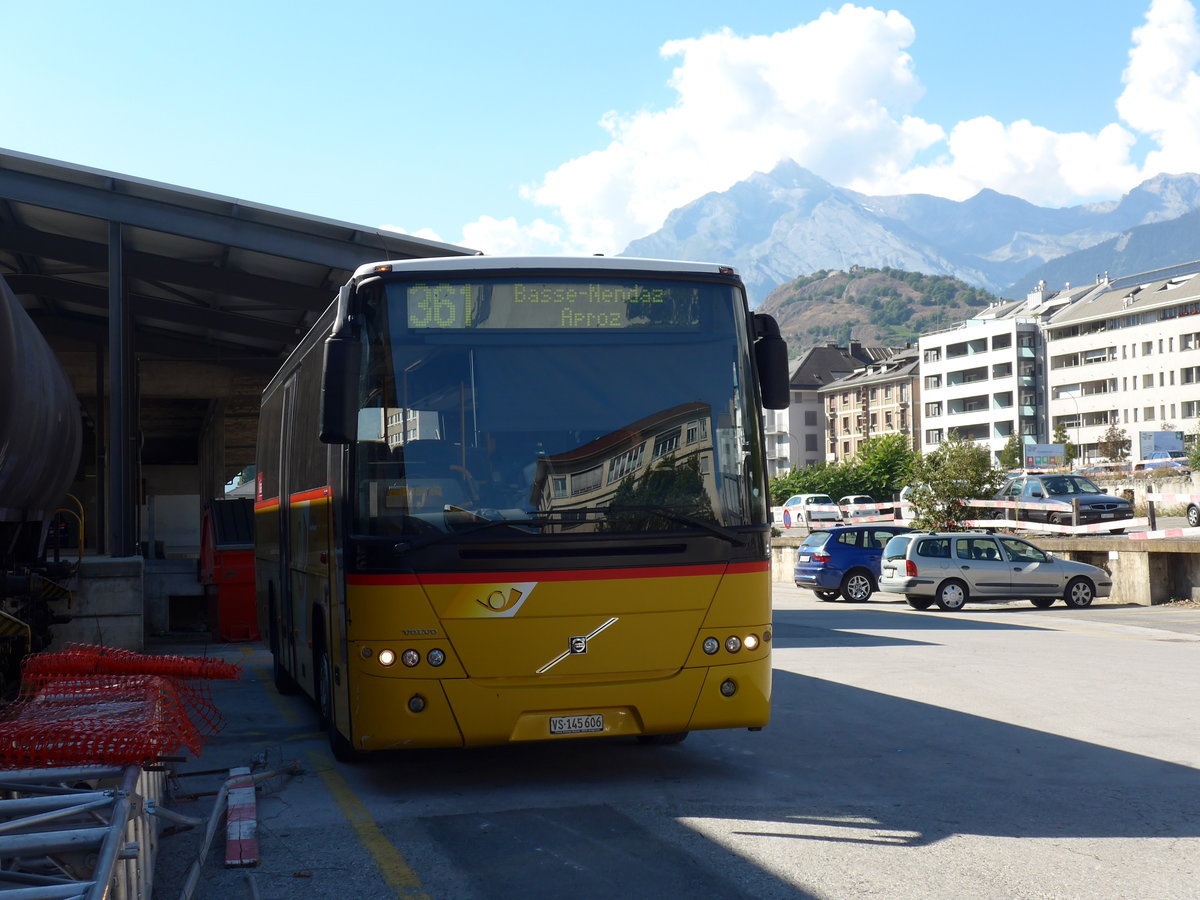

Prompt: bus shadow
[{"left": 348, "top": 665, "right": 1198, "bottom": 898}]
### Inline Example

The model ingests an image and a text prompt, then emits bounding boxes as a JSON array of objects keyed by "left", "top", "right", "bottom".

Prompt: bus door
[{"left": 276, "top": 378, "right": 298, "bottom": 681}]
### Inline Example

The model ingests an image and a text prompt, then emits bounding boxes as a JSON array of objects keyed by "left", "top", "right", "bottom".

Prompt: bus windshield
[{"left": 349, "top": 274, "right": 765, "bottom": 539}]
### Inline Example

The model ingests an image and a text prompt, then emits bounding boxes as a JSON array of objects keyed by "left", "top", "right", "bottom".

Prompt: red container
[{"left": 200, "top": 499, "right": 260, "bottom": 642}]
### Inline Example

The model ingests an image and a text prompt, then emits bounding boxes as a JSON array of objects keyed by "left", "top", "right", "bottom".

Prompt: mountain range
[{"left": 620, "top": 160, "right": 1200, "bottom": 305}]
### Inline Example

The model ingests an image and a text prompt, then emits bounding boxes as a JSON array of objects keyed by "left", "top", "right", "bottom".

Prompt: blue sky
[{"left": 2, "top": 1, "right": 1193, "bottom": 256}]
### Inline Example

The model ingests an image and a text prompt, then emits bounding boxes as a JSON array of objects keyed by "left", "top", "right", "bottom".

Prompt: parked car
[
  {"left": 878, "top": 531, "right": 1113, "bottom": 611},
  {"left": 838, "top": 495, "right": 877, "bottom": 519},
  {"left": 1188, "top": 502, "right": 1200, "bottom": 528},
  {"left": 839, "top": 494, "right": 875, "bottom": 506},
  {"left": 1132, "top": 456, "right": 1191, "bottom": 475},
  {"left": 794, "top": 525, "right": 914, "bottom": 602},
  {"left": 991, "top": 473, "right": 1133, "bottom": 531},
  {"left": 1073, "top": 462, "right": 1129, "bottom": 478},
  {"left": 778, "top": 493, "right": 840, "bottom": 528}
]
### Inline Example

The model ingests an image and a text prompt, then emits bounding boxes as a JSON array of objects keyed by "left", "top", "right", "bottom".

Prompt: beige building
[{"left": 820, "top": 348, "right": 921, "bottom": 461}]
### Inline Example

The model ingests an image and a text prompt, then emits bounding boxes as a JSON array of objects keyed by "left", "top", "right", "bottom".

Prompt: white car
[{"left": 777, "top": 493, "right": 840, "bottom": 528}]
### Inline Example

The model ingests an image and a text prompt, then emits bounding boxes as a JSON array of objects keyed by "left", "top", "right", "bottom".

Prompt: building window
[
  {"left": 804, "top": 410, "right": 817, "bottom": 426},
  {"left": 1143, "top": 341, "right": 1153, "bottom": 355},
  {"left": 924, "top": 348, "right": 942, "bottom": 363},
  {"left": 1144, "top": 407, "right": 1155, "bottom": 421},
  {"left": 925, "top": 374, "right": 942, "bottom": 390},
  {"left": 992, "top": 362, "right": 1012, "bottom": 379},
  {"left": 572, "top": 466, "right": 602, "bottom": 495},
  {"left": 653, "top": 428, "right": 681, "bottom": 459},
  {"left": 926, "top": 429, "right": 943, "bottom": 444},
  {"left": 607, "top": 444, "right": 646, "bottom": 483},
  {"left": 552, "top": 476, "right": 568, "bottom": 498},
  {"left": 885, "top": 411, "right": 893, "bottom": 427},
  {"left": 992, "top": 334, "right": 1012, "bottom": 350},
  {"left": 925, "top": 402, "right": 942, "bottom": 417}
]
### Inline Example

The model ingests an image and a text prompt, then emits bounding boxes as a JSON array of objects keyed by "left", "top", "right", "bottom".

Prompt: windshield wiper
[
  {"left": 390, "top": 511, "right": 555, "bottom": 552},
  {"left": 600, "top": 505, "right": 755, "bottom": 546}
]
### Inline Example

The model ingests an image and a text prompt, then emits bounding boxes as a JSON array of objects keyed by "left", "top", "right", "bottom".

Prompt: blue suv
[{"left": 793, "top": 524, "right": 914, "bottom": 602}]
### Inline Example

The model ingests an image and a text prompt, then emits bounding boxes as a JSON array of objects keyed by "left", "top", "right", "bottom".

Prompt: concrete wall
[{"left": 54, "top": 556, "right": 145, "bottom": 651}]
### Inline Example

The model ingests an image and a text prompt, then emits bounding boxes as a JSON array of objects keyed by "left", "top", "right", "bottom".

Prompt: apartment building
[
  {"left": 916, "top": 304, "right": 1049, "bottom": 461},
  {"left": 772, "top": 342, "right": 879, "bottom": 474},
  {"left": 1043, "top": 262, "right": 1200, "bottom": 461},
  {"left": 820, "top": 348, "right": 920, "bottom": 462}
]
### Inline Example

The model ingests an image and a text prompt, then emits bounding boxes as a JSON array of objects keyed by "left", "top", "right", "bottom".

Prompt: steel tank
[{"left": 0, "top": 274, "right": 82, "bottom": 532}]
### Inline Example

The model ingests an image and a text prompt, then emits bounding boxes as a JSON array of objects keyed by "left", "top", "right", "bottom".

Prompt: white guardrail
[
  {"left": 1129, "top": 492, "right": 1200, "bottom": 540},
  {"left": 772, "top": 497, "right": 1158, "bottom": 537}
]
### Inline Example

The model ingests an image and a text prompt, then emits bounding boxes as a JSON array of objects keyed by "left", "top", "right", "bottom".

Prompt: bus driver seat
[{"left": 397, "top": 440, "right": 475, "bottom": 511}]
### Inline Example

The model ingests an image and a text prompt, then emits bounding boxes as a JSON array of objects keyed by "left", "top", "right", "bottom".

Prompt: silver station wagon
[{"left": 879, "top": 531, "right": 1113, "bottom": 611}]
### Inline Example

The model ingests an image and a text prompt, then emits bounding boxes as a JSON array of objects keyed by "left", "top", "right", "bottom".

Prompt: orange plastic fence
[{"left": 0, "top": 643, "right": 241, "bottom": 768}]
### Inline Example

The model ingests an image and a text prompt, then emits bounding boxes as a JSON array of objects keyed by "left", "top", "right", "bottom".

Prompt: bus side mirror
[
  {"left": 319, "top": 333, "right": 361, "bottom": 444},
  {"left": 752, "top": 313, "right": 790, "bottom": 409}
]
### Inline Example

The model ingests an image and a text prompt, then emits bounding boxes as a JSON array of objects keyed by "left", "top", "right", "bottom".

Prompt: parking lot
[{"left": 151, "top": 587, "right": 1200, "bottom": 899}]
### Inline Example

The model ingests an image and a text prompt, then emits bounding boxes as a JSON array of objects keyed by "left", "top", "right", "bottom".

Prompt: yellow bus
[{"left": 254, "top": 256, "right": 789, "bottom": 760}]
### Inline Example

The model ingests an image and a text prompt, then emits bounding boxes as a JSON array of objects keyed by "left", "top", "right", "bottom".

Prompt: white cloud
[
  {"left": 521, "top": 4, "right": 940, "bottom": 253},
  {"left": 458, "top": 216, "right": 572, "bottom": 256},
  {"left": 453, "top": 0, "right": 1200, "bottom": 256},
  {"left": 1117, "top": 0, "right": 1200, "bottom": 176}
]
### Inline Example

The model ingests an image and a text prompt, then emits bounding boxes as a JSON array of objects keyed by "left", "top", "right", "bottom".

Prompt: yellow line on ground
[{"left": 308, "top": 749, "right": 429, "bottom": 898}]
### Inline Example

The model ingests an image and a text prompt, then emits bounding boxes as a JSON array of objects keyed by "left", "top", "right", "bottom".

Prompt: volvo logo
[{"left": 537, "top": 617, "right": 619, "bottom": 674}]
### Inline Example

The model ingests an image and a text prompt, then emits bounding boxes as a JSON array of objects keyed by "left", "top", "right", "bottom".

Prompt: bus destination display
[{"left": 402, "top": 280, "right": 702, "bottom": 330}]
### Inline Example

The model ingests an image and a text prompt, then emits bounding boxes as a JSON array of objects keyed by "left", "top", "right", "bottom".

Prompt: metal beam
[
  {"left": 107, "top": 223, "right": 132, "bottom": 557},
  {"left": 8, "top": 274, "right": 302, "bottom": 345},
  {"left": 0, "top": 167, "right": 455, "bottom": 270},
  {"left": 0, "top": 222, "right": 337, "bottom": 310}
]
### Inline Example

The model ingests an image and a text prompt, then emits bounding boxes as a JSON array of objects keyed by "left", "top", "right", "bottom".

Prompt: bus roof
[{"left": 350, "top": 255, "right": 740, "bottom": 281}]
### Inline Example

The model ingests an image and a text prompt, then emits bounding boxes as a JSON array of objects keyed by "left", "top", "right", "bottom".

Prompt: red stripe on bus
[
  {"left": 254, "top": 498, "right": 280, "bottom": 512},
  {"left": 291, "top": 486, "right": 332, "bottom": 504},
  {"left": 346, "top": 560, "right": 767, "bottom": 586}
]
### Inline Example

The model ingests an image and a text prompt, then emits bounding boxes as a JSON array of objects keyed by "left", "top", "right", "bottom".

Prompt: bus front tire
[{"left": 318, "top": 644, "right": 362, "bottom": 763}]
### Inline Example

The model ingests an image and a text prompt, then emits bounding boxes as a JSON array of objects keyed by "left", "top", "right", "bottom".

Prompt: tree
[
  {"left": 1098, "top": 424, "right": 1131, "bottom": 462},
  {"left": 1189, "top": 425, "right": 1200, "bottom": 472},
  {"left": 998, "top": 433, "right": 1023, "bottom": 470},
  {"left": 853, "top": 433, "right": 916, "bottom": 498},
  {"left": 1051, "top": 422, "right": 1077, "bottom": 464},
  {"left": 906, "top": 434, "right": 1004, "bottom": 531},
  {"left": 604, "top": 455, "right": 715, "bottom": 531}
]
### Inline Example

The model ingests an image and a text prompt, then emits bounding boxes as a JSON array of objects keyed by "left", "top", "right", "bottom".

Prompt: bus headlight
[
  {"left": 377, "top": 649, "right": 396, "bottom": 667},
  {"left": 401, "top": 649, "right": 420, "bottom": 667},
  {"left": 725, "top": 636, "right": 741, "bottom": 653},
  {"left": 720, "top": 679, "right": 737, "bottom": 697},
  {"left": 743, "top": 634, "right": 759, "bottom": 651},
  {"left": 408, "top": 694, "right": 426, "bottom": 713},
  {"left": 427, "top": 648, "right": 446, "bottom": 667},
  {"left": 702, "top": 637, "right": 720, "bottom": 655}
]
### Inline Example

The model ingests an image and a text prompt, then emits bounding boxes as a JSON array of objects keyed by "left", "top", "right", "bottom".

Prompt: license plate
[
  {"left": 883, "top": 566, "right": 894, "bottom": 577},
  {"left": 550, "top": 714, "right": 604, "bottom": 735},
  {"left": 798, "top": 554, "right": 810, "bottom": 562},
  {"left": 1101, "top": 513, "right": 1114, "bottom": 519}
]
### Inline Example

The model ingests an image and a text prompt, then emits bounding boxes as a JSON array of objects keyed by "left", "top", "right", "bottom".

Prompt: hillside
[{"left": 758, "top": 266, "right": 997, "bottom": 356}]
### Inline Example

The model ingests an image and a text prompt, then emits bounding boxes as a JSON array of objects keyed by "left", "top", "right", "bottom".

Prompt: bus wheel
[
  {"left": 636, "top": 731, "right": 689, "bottom": 746},
  {"left": 317, "top": 644, "right": 361, "bottom": 763}
]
